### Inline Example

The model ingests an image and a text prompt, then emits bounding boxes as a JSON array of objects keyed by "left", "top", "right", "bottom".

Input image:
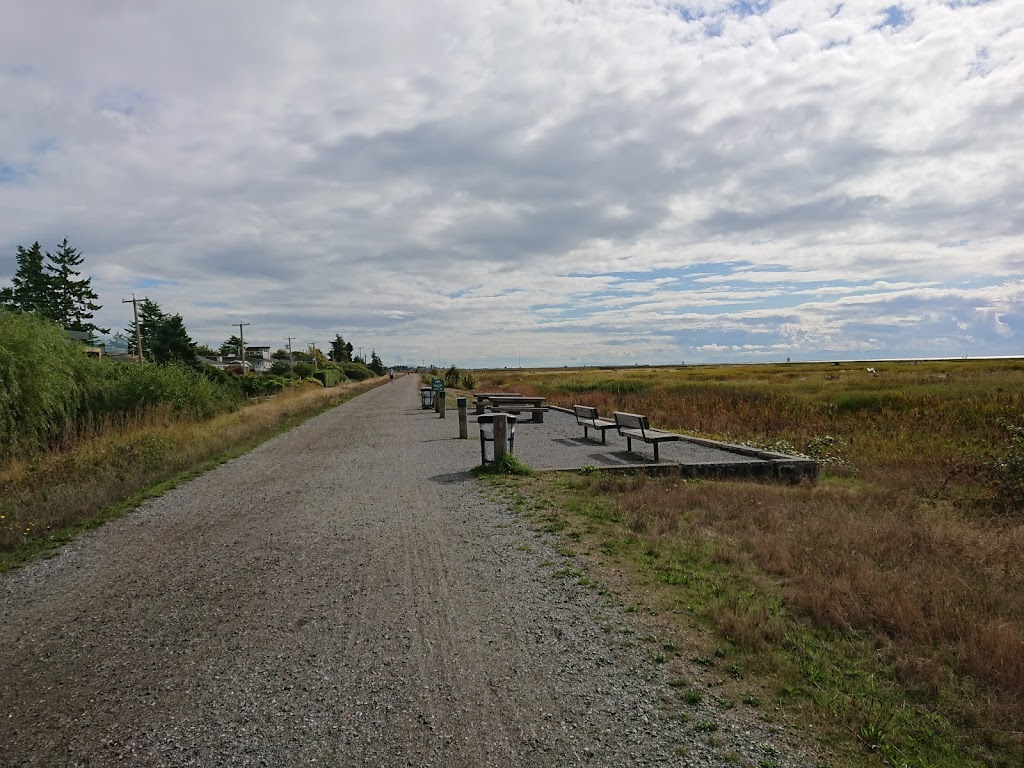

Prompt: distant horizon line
[{"left": 469, "top": 354, "right": 1024, "bottom": 371}]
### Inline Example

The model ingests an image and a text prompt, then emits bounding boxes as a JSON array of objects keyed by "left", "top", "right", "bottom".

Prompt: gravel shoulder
[{"left": 1, "top": 376, "right": 822, "bottom": 767}]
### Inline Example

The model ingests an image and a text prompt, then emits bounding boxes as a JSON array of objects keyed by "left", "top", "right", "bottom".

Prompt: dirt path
[{"left": 1, "top": 376, "right": 816, "bottom": 767}]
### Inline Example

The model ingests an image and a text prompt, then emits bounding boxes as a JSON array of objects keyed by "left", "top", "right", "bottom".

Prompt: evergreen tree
[
  {"left": 45, "top": 238, "right": 107, "bottom": 336},
  {"left": 124, "top": 299, "right": 167, "bottom": 360},
  {"left": 151, "top": 314, "right": 198, "bottom": 365},
  {"left": 0, "top": 242, "right": 52, "bottom": 316},
  {"left": 219, "top": 335, "right": 244, "bottom": 357},
  {"left": 369, "top": 350, "right": 386, "bottom": 375},
  {"left": 329, "top": 333, "right": 354, "bottom": 363},
  {"left": 1, "top": 239, "right": 107, "bottom": 336}
]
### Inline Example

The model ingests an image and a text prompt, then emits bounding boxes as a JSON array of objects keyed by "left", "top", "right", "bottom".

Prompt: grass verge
[{"left": 484, "top": 469, "right": 1024, "bottom": 768}]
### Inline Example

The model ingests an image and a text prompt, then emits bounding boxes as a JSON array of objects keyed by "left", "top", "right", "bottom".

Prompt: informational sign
[{"left": 431, "top": 377, "right": 445, "bottom": 392}]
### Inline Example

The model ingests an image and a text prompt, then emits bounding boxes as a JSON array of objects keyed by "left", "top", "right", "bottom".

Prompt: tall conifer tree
[
  {"left": 0, "top": 242, "right": 52, "bottom": 316},
  {"left": 45, "top": 238, "right": 107, "bottom": 336},
  {"left": 1, "top": 239, "right": 107, "bottom": 338}
]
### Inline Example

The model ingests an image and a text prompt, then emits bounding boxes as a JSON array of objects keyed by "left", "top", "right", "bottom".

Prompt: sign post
[{"left": 432, "top": 377, "right": 445, "bottom": 415}]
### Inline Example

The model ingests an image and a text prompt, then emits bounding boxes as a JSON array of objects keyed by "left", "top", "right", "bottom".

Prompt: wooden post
[
  {"left": 494, "top": 414, "right": 508, "bottom": 462},
  {"left": 434, "top": 390, "right": 442, "bottom": 413},
  {"left": 457, "top": 397, "right": 468, "bottom": 438},
  {"left": 438, "top": 391, "right": 446, "bottom": 418}
]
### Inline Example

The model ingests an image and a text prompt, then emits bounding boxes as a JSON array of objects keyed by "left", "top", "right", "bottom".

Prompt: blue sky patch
[
  {"left": 875, "top": 6, "right": 910, "bottom": 29},
  {"left": 0, "top": 162, "right": 30, "bottom": 184},
  {"left": 731, "top": 0, "right": 772, "bottom": 18},
  {"left": 136, "top": 277, "right": 177, "bottom": 289}
]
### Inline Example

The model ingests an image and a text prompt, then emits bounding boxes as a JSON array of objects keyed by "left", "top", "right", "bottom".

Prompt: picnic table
[
  {"left": 472, "top": 392, "right": 524, "bottom": 414},
  {"left": 482, "top": 395, "right": 548, "bottom": 423}
]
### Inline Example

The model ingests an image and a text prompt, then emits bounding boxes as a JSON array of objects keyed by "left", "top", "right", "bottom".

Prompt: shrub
[
  {"left": 986, "top": 421, "right": 1024, "bottom": 514},
  {"left": 313, "top": 368, "right": 342, "bottom": 388},
  {"left": 461, "top": 370, "right": 477, "bottom": 389},
  {"left": 269, "top": 360, "right": 292, "bottom": 376},
  {"left": 0, "top": 310, "right": 88, "bottom": 459},
  {"left": 237, "top": 375, "right": 267, "bottom": 398},
  {"left": 293, "top": 362, "right": 315, "bottom": 378},
  {"left": 340, "top": 362, "right": 375, "bottom": 381},
  {"left": 263, "top": 377, "right": 288, "bottom": 394},
  {"left": 82, "top": 360, "right": 243, "bottom": 420}
]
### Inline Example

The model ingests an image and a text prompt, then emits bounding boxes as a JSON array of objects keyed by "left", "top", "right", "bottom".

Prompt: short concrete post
[
  {"left": 493, "top": 413, "right": 508, "bottom": 462},
  {"left": 457, "top": 397, "right": 468, "bottom": 438},
  {"left": 438, "top": 391, "right": 446, "bottom": 418}
]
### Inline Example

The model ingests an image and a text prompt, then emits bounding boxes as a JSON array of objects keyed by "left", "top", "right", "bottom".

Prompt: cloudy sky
[{"left": 1, "top": 0, "right": 1021, "bottom": 367}]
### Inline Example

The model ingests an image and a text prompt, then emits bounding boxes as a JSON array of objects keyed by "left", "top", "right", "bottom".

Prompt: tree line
[{"left": 1, "top": 238, "right": 388, "bottom": 375}]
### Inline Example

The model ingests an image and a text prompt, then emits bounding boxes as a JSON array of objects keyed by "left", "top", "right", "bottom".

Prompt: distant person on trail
[{"left": 389, "top": 369, "right": 394, "bottom": 382}]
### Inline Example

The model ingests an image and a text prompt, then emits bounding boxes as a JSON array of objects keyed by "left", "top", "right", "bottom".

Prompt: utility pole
[
  {"left": 358, "top": 346, "right": 362, "bottom": 364},
  {"left": 235, "top": 322, "right": 249, "bottom": 374},
  {"left": 284, "top": 337, "right": 295, "bottom": 374},
  {"left": 121, "top": 294, "right": 146, "bottom": 364}
]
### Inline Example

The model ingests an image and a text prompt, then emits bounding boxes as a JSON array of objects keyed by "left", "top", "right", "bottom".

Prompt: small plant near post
[{"left": 473, "top": 453, "right": 533, "bottom": 477}]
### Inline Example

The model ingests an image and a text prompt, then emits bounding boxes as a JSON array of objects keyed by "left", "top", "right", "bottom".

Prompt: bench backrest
[
  {"left": 613, "top": 411, "right": 649, "bottom": 433},
  {"left": 573, "top": 405, "right": 598, "bottom": 422}
]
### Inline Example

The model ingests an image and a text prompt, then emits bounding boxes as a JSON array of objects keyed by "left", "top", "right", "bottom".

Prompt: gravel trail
[{"left": 1, "top": 376, "right": 820, "bottom": 767}]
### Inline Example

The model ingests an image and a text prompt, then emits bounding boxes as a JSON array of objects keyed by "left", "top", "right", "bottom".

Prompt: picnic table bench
[
  {"left": 572, "top": 405, "right": 617, "bottom": 444},
  {"left": 484, "top": 395, "right": 548, "bottom": 423},
  {"left": 613, "top": 411, "right": 680, "bottom": 462},
  {"left": 473, "top": 392, "right": 524, "bottom": 414}
]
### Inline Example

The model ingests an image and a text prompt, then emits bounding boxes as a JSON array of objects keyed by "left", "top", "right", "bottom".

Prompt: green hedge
[
  {"left": 313, "top": 368, "right": 342, "bottom": 387},
  {"left": 339, "top": 362, "right": 375, "bottom": 381}
]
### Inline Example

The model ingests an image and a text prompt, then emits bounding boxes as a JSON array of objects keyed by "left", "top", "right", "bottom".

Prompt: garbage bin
[
  {"left": 420, "top": 387, "right": 435, "bottom": 409},
  {"left": 478, "top": 414, "right": 516, "bottom": 465}
]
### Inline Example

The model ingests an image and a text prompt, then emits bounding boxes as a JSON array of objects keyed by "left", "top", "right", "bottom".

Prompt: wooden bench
[
  {"left": 613, "top": 411, "right": 680, "bottom": 462},
  {"left": 484, "top": 395, "right": 548, "bottom": 423},
  {"left": 572, "top": 405, "right": 617, "bottom": 444}
]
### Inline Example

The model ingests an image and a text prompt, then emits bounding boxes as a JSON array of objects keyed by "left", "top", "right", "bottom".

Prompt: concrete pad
[{"left": 474, "top": 407, "right": 818, "bottom": 483}]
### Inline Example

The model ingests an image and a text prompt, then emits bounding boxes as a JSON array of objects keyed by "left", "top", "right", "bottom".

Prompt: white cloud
[{"left": 0, "top": 0, "right": 1021, "bottom": 367}]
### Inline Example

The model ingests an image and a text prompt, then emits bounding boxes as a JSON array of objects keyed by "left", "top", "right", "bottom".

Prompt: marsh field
[{"left": 473, "top": 359, "right": 1024, "bottom": 767}]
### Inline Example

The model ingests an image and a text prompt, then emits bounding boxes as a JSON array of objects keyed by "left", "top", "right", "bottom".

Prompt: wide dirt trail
[{"left": 1, "top": 376, "right": 812, "bottom": 767}]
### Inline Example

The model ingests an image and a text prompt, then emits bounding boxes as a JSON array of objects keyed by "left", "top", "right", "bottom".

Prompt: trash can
[
  {"left": 420, "top": 387, "right": 435, "bottom": 409},
  {"left": 478, "top": 414, "right": 516, "bottom": 465}
]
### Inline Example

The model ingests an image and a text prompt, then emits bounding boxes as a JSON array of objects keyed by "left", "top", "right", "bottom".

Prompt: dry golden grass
[{"left": 480, "top": 361, "right": 1024, "bottom": 765}]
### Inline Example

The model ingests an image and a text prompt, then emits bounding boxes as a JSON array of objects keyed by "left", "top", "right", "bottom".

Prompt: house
[
  {"left": 244, "top": 346, "right": 272, "bottom": 373},
  {"left": 199, "top": 346, "right": 272, "bottom": 374},
  {"left": 64, "top": 329, "right": 103, "bottom": 358}
]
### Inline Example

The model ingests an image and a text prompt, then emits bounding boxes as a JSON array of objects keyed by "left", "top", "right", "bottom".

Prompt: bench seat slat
[
  {"left": 572, "top": 404, "right": 619, "bottom": 444},
  {"left": 613, "top": 411, "right": 680, "bottom": 462}
]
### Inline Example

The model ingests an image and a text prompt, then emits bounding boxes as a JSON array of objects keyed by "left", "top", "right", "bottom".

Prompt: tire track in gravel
[{"left": 1, "top": 375, "right": 820, "bottom": 767}]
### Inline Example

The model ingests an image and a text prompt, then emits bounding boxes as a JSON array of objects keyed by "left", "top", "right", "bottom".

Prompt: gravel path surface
[{"left": 1, "top": 376, "right": 822, "bottom": 767}]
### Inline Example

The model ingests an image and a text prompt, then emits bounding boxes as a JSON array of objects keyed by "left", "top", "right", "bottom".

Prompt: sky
[{"left": 1, "top": 0, "right": 1021, "bottom": 368}]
